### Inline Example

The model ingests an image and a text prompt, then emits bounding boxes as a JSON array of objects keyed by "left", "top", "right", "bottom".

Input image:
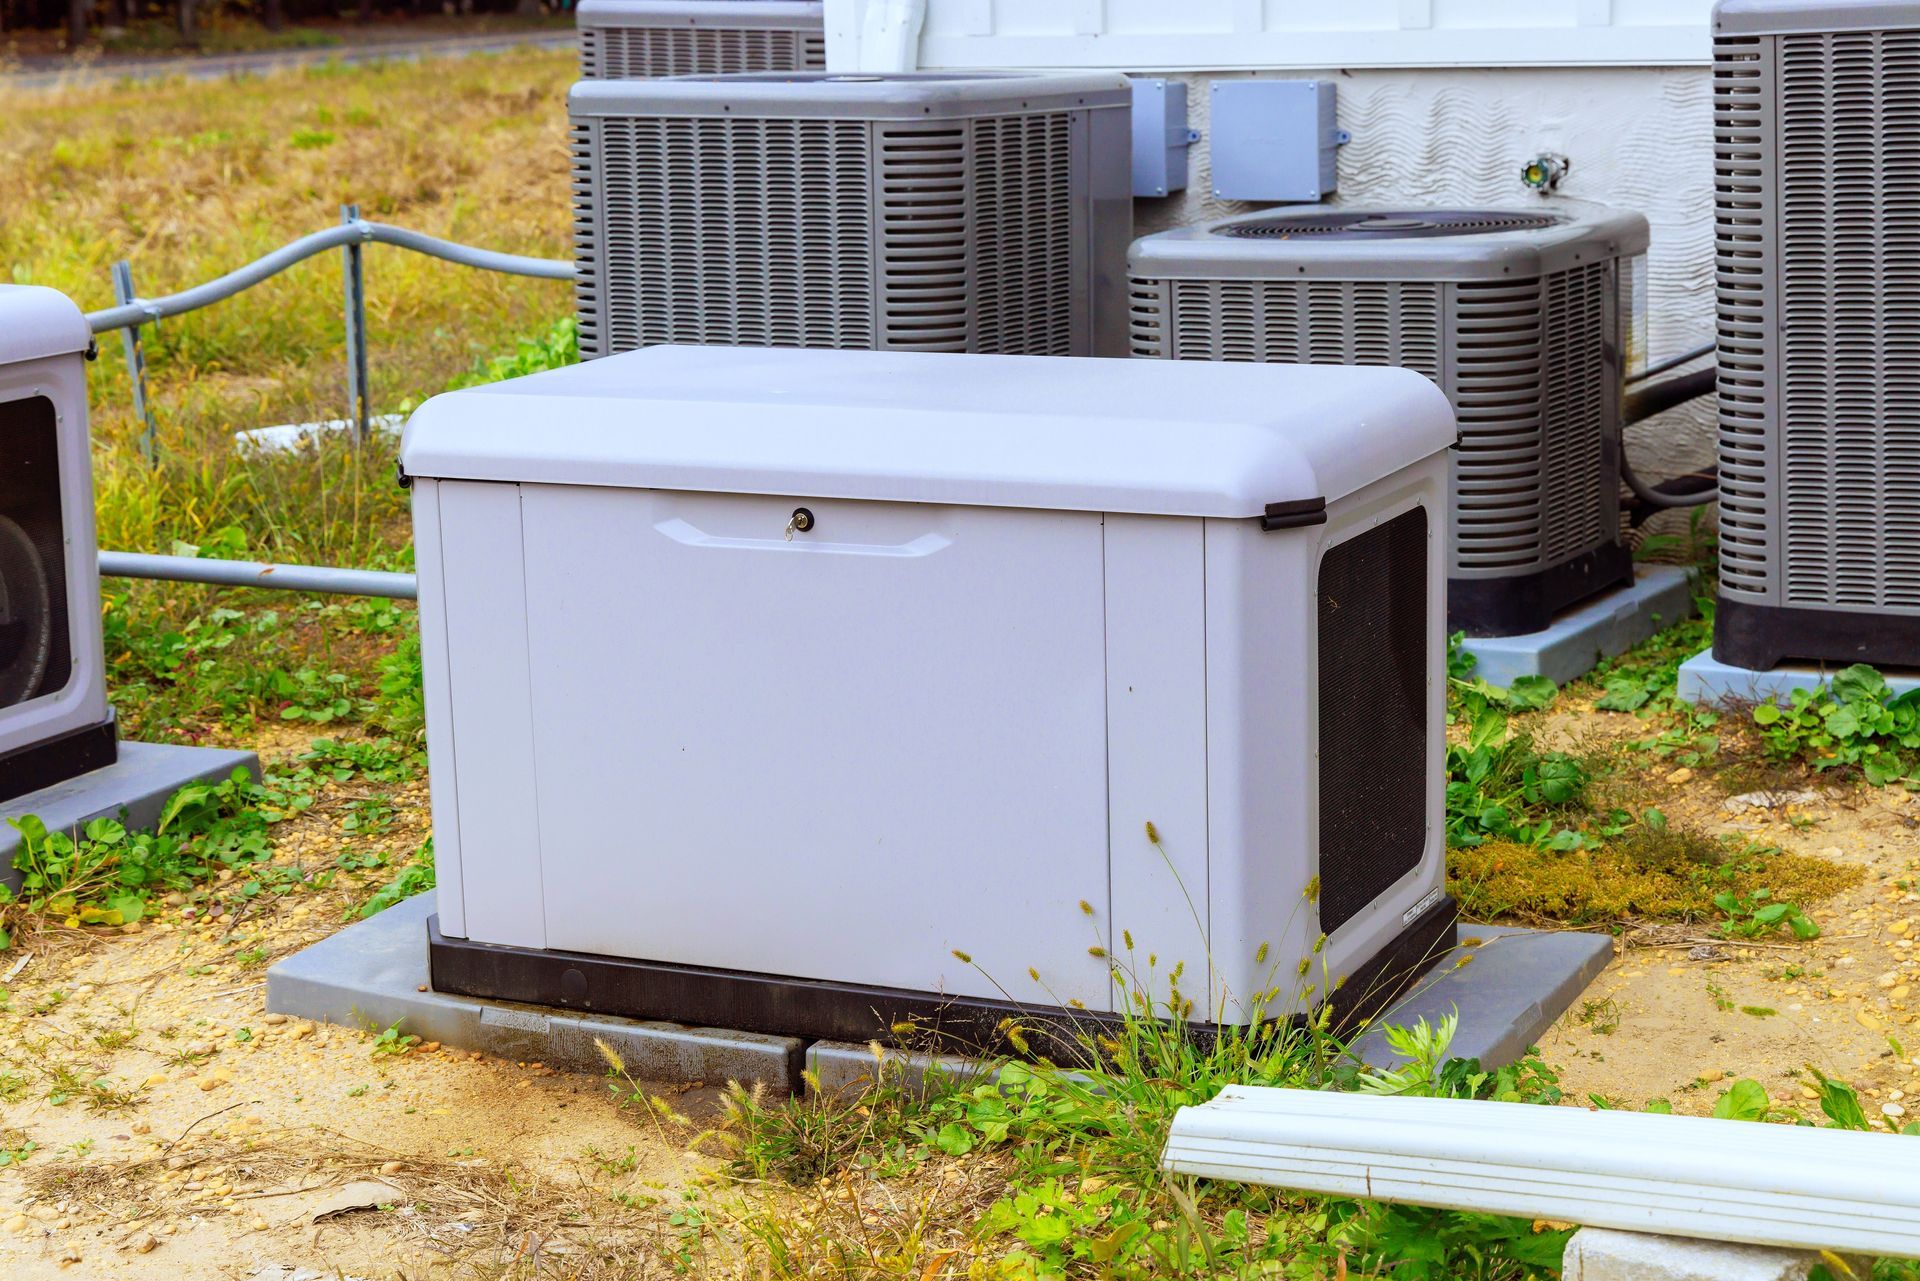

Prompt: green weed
[
  {"left": 1752, "top": 665, "right": 1920, "bottom": 787},
  {"left": 1713, "top": 888, "right": 1821, "bottom": 941},
  {"left": 0, "top": 768, "right": 281, "bottom": 947},
  {"left": 369, "top": 1020, "right": 419, "bottom": 1058}
]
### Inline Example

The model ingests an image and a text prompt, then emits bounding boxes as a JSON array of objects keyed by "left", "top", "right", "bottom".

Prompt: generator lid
[
  {"left": 400, "top": 346, "right": 1454, "bottom": 519},
  {"left": 1715, "top": 0, "right": 1920, "bottom": 35},
  {"left": 569, "top": 70, "right": 1132, "bottom": 121},
  {"left": 575, "top": 0, "right": 823, "bottom": 30},
  {"left": 0, "top": 286, "right": 92, "bottom": 367},
  {"left": 1128, "top": 203, "right": 1649, "bottom": 282}
]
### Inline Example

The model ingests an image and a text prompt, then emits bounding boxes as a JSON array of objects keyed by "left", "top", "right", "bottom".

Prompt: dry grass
[
  {"left": 25, "top": 1121, "right": 680, "bottom": 1271},
  {"left": 0, "top": 47, "right": 576, "bottom": 468}
]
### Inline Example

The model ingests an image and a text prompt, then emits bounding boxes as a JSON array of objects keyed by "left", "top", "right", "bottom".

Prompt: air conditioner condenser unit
[
  {"left": 1129, "top": 205, "right": 1650, "bottom": 638},
  {"left": 576, "top": 1, "right": 825, "bottom": 80},
  {"left": 403, "top": 345, "right": 1459, "bottom": 1048},
  {"left": 0, "top": 286, "right": 114, "bottom": 803},
  {"left": 1712, "top": 0, "right": 1920, "bottom": 669},
  {"left": 570, "top": 72, "right": 1134, "bottom": 360}
]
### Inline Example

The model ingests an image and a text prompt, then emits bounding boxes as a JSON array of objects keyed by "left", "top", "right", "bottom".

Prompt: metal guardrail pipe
[
  {"left": 98, "top": 551, "right": 417, "bottom": 600},
  {"left": 84, "top": 219, "right": 570, "bottom": 334}
]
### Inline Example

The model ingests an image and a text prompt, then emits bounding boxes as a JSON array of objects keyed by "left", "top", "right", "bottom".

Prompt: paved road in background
[{"left": 1, "top": 29, "right": 572, "bottom": 90}]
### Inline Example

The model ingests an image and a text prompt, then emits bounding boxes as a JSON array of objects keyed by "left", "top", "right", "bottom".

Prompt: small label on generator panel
[{"left": 1403, "top": 886, "right": 1445, "bottom": 925}]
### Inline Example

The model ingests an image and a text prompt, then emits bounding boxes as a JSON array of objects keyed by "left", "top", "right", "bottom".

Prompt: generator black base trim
[
  {"left": 1449, "top": 542, "right": 1635, "bottom": 639},
  {"left": 0, "top": 713, "right": 117, "bottom": 806},
  {"left": 428, "top": 896, "right": 1460, "bottom": 1059},
  {"left": 1715, "top": 599, "right": 1920, "bottom": 673}
]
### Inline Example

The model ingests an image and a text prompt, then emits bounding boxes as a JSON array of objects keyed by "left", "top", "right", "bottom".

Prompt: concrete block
[
  {"left": 267, "top": 892, "right": 803, "bottom": 1091},
  {"left": 1677, "top": 647, "right": 1920, "bottom": 709},
  {"left": 1460, "top": 566, "right": 1697, "bottom": 689},
  {"left": 1354, "top": 925, "right": 1613, "bottom": 1070},
  {"left": 1, "top": 740, "right": 259, "bottom": 892},
  {"left": 1563, "top": 1227, "right": 1828, "bottom": 1281},
  {"left": 806, "top": 1041, "right": 991, "bottom": 1099}
]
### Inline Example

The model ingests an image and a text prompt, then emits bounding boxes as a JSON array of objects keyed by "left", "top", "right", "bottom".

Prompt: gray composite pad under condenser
[
  {"left": 1, "top": 740, "right": 259, "bottom": 893},
  {"left": 1457, "top": 565, "right": 1698, "bottom": 689},
  {"left": 266, "top": 892, "right": 805, "bottom": 1089},
  {"left": 1676, "top": 649, "right": 1920, "bottom": 710}
]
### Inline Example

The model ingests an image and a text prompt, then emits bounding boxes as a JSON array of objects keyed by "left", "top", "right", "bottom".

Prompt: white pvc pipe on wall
[{"left": 1161, "top": 1086, "right": 1920, "bottom": 1259}]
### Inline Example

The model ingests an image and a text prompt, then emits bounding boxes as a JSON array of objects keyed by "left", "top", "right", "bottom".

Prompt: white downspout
[{"left": 834, "top": 0, "right": 926, "bottom": 73}]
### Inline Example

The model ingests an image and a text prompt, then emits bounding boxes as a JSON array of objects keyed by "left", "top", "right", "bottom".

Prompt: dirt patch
[
  {"left": 1536, "top": 772, "right": 1920, "bottom": 1117},
  {"left": 0, "top": 735, "right": 701, "bottom": 1279}
]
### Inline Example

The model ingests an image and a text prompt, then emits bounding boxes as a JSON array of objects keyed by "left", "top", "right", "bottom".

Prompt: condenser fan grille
[
  {"left": 0, "top": 396, "right": 72, "bottom": 710},
  {"left": 1216, "top": 210, "right": 1566, "bottom": 240}
]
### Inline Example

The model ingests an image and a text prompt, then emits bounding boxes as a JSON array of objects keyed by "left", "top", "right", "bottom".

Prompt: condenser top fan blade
[{"left": 0, "top": 513, "right": 55, "bottom": 707}]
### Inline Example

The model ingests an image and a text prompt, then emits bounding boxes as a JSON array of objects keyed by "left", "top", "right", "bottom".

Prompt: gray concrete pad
[
  {"left": 1677, "top": 647, "right": 1920, "bottom": 709},
  {"left": 814, "top": 925, "right": 1613, "bottom": 1094},
  {"left": 1563, "top": 1227, "right": 1835, "bottom": 1281},
  {"left": 1459, "top": 565, "right": 1697, "bottom": 689},
  {"left": 269, "top": 903, "right": 1604, "bottom": 1095},
  {"left": 266, "top": 892, "right": 804, "bottom": 1090},
  {"left": 1354, "top": 924, "right": 1613, "bottom": 1069},
  {"left": 807, "top": 1041, "right": 994, "bottom": 1099},
  {"left": 1, "top": 740, "right": 258, "bottom": 892}
]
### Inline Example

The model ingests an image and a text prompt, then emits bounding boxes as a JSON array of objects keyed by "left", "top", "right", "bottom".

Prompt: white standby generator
[
  {"left": 0, "top": 286, "right": 114, "bottom": 802},
  {"left": 402, "top": 346, "right": 1458, "bottom": 1046}
]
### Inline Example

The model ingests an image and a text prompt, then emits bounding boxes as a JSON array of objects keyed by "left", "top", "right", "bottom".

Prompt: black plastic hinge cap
[{"left": 1260, "top": 497, "right": 1328, "bottom": 531}]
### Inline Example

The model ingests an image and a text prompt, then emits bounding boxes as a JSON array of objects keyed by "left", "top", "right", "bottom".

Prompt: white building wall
[{"left": 827, "top": 0, "right": 1721, "bottom": 526}]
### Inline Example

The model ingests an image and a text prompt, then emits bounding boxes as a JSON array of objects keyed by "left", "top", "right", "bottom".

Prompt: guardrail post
[
  {"left": 110, "top": 260, "right": 159, "bottom": 466},
  {"left": 340, "top": 204, "right": 370, "bottom": 444}
]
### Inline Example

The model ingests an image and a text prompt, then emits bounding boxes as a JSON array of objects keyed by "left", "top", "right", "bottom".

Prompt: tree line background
[{"left": 2, "top": 0, "right": 549, "bottom": 47}]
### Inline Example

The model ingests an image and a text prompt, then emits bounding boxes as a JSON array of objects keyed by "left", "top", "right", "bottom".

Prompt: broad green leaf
[
  {"left": 1711, "top": 1078, "right": 1770, "bottom": 1122},
  {"left": 1832, "top": 664, "right": 1888, "bottom": 706},
  {"left": 1506, "top": 675, "right": 1558, "bottom": 711},
  {"left": 1813, "top": 1072, "right": 1871, "bottom": 1131}
]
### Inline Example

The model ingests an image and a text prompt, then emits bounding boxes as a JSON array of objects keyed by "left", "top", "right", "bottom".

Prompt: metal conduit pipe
[
  {"left": 1626, "top": 339, "right": 1714, "bottom": 384},
  {"left": 98, "top": 551, "right": 417, "bottom": 600},
  {"left": 85, "top": 220, "right": 570, "bottom": 334},
  {"left": 1620, "top": 364, "right": 1720, "bottom": 510}
]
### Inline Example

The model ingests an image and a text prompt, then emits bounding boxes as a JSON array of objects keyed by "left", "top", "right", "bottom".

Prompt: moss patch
[{"left": 1449, "top": 826, "right": 1861, "bottom": 927}]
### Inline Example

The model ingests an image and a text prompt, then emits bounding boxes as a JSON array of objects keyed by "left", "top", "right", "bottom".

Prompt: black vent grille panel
[
  {"left": 581, "top": 25, "right": 825, "bottom": 79},
  {"left": 0, "top": 396, "right": 73, "bottom": 711},
  {"left": 1317, "top": 508, "right": 1429, "bottom": 935},
  {"left": 579, "top": 115, "right": 875, "bottom": 355},
  {"left": 1776, "top": 28, "right": 1920, "bottom": 609}
]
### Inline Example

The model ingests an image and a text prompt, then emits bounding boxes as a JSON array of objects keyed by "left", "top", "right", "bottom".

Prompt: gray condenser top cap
[
  {"left": 575, "top": 1, "right": 823, "bottom": 29},
  {"left": 1715, "top": 0, "right": 1920, "bottom": 35},
  {"left": 1127, "top": 203, "right": 1650, "bottom": 283},
  {"left": 568, "top": 70, "right": 1134, "bottom": 120}
]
